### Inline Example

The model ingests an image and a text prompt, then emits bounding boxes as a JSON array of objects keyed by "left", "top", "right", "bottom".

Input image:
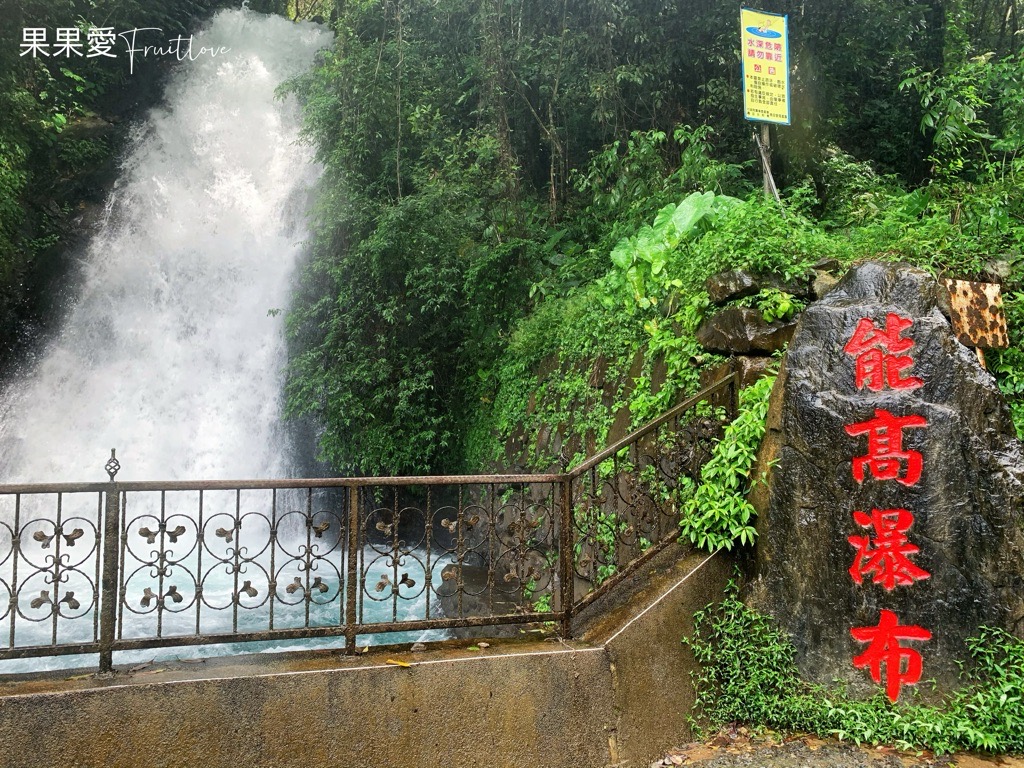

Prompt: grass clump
[{"left": 686, "top": 582, "right": 1024, "bottom": 755}]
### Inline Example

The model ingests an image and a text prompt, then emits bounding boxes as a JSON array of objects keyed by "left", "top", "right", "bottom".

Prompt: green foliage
[
  {"left": 7, "top": 0, "right": 1017, "bottom": 486},
  {"left": 475, "top": 181, "right": 745, "bottom": 472},
  {"left": 686, "top": 580, "right": 806, "bottom": 730},
  {"left": 532, "top": 592, "right": 553, "bottom": 613},
  {"left": 568, "top": 125, "right": 748, "bottom": 284},
  {"left": 629, "top": 310, "right": 713, "bottom": 427},
  {"left": 573, "top": 506, "right": 627, "bottom": 585},
  {"left": 680, "top": 375, "right": 775, "bottom": 552},
  {"left": 686, "top": 582, "right": 1024, "bottom": 754},
  {"left": 902, "top": 55, "right": 998, "bottom": 175},
  {"left": 992, "top": 291, "right": 1024, "bottom": 439},
  {"left": 599, "top": 191, "right": 742, "bottom": 313},
  {"left": 475, "top": 287, "right": 640, "bottom": 470},
  {"left": 901, "top": 46, "right": 1024, "bottom": 177},
  {"left": 688, "top": 197, "right": 836, "bottom": 288},
  {"left": 731, "top": 288, "right": 805, "bottom": 323},
  {"left": 755, "top": 289, "right": 802, "bottom": 323},
  {"left": 286, "top": 165, "right": 526, "bottom": 474},
  {"left": 789, "top": 149, "right": 907, "bottom": 228},
  {"left": 951, "top": 626, "right": 1024, "bottom": 752},
  {"left": 56, "top": 137, "right": 111, "bottom": 175},
  {"left": 280, "top": 0, "right": 1024, "bottom": 480}
]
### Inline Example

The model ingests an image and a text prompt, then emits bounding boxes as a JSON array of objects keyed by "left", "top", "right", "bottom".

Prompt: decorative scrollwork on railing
[
  {"left": 359, "top": 492, "right": 430, "bottom": 623},
  {"left": 121, "top": 504, "right": 201, "bottom": 627},
  {"left": 5, "top": 502, "right": 101, "bottom": 646},
  {"left": 423, "top": 484, "right": 558, "bottom": 621},
  {"left": 32, "top": 526, "right": 85, "bottom": 549},
  {"left": 569, "top": 404, "right": 729, "bottom": 601},
  {"left": 272, "top": 505, "right": 344, "bottom": 616},
  {"left": 116, "top": 489, "right": 348, "bottom": 638},
  {"left": 0, "top": 374, "right": 737, "bottom": 669},
  {"left": 140, "top": 585, "right": 184, "bottom": 609},
  {"left": 307, "top": 518, "right": 330, "bottom": 538},
  {"left": 431, "top": 503, "right": 474, "bottom": 616},
  {"left": 138, "top": 523, "right": 187, "bottom": 545}
]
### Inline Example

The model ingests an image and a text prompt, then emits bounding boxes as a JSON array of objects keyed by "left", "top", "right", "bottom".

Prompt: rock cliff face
[{"left": 746, "top": 261, "right": 1024, "bottom": 699}]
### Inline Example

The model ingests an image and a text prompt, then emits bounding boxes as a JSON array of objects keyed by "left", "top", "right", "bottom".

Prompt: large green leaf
[
  {"left": 610, "top": 239, "right": 633, "bottom": 269},
  {"left": 650, "top": 249, "right": 668, "bottom": 276},
  {"left": 633, "top": 226, "right": 657, "bottom": 261},
  {"left": 669, "top": 191, "right": 715, "bottom": 238},
  {"left": 652, "top": 202, "right": 678, "bottom": 237}
]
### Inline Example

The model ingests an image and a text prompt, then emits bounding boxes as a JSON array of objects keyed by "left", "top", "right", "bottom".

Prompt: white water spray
[
  {"left": 0, "top": 10, "right": 333, "bottom": 483},
  {"left": 0, "top": 15, "right": 451, "bottom": 673}
]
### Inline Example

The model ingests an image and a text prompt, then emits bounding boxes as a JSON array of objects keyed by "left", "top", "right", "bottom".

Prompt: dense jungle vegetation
[
  {"left": 276, "top": 3, "right": 1024, "bottom": 743},
  {"left": 2, "top": 0, "right": 1023, "bottom": 477},
  {"left": 280, "top": 0, "right": 1024, "bottom": 476}
]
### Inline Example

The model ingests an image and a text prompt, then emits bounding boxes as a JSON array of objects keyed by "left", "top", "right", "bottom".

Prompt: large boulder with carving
[{"left": 746, "top": 261, "right": 1024, "bottom": 701}]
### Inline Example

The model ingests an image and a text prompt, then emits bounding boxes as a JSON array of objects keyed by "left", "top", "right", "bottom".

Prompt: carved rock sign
[{"left": 747, "top": 261, "right": 1024, "bottom": 700}]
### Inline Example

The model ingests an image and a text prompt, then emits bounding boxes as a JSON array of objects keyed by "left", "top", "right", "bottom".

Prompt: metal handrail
[
  {"left": 569, "top": 373, "right": 738, "bottom": 477},
  {"left": 0, "top": 373, "right": 739, "bottom": 672},
  {"left": 0, "top": 474, "right": 568, "bottom": 496}
]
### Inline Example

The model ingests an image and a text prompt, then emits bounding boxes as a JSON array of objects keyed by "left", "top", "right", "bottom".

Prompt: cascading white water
[
  {"left": 0, "top": 10, "right": 333, "bottom": 483},
  {"left": 0, "top": 13, "right": 450, "bottom": 673}
]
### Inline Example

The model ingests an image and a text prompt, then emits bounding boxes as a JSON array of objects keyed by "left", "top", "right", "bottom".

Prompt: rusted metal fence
[{"left": 0, "top": 374, "right": 738, "bottom": 672}]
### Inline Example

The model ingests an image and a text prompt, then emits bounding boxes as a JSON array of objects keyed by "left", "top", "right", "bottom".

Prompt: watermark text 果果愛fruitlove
[{"left": 19, "top": 27, "right": 231, "bottom": 74}]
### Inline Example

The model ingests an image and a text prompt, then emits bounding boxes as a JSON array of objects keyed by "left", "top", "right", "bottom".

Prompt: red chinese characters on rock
[
  {"left": 848, "top": 508, "right": 931, "bottom": 590},
  {"left": 842, "top": 313, "right": 933, "bottom": 703},
  {"left": 845, "top": 409, "right": 928, "bottom": 486},
  {"left": 851, "top": 610, "right": 932, "bottom": 702},
  {"left": 844, "top": 313, "right": 924, "bottom": 392}
]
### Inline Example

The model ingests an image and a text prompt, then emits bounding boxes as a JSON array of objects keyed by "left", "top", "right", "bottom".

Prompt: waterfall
[
  {"left": 0, "top": 15, "right": 453, "bottom": 672},
  {"left": 0, "top": 10, "right": 333, "bottom": 483}
]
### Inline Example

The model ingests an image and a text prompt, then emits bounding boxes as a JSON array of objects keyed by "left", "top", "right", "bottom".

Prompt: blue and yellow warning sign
[{"left": 741, "top": 8, "right": 791, "bottom": 125}]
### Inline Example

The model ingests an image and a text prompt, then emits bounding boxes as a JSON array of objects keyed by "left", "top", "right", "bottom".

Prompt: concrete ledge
[
  {"left": 583, "top": 548, "right": 734, "bottom": 765},
  {"left": 0, "top": 641, "right": 616, "bottom": 768},
  {"left": 0, "top": 545, "right": 731, "bottom": 768}
]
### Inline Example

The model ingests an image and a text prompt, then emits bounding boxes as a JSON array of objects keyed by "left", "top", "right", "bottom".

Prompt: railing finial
[{"left": 105, "top": 449, "right": 120, "bottom": 482}]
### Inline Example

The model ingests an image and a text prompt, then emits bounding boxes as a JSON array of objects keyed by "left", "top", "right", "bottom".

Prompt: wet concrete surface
[{"left": 0, "top": 632, "right": 573, "bottom": 698}]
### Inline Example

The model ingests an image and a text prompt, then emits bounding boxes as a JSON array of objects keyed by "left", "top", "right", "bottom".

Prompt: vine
[{"left": 679, "top": 375, "right": 775, "bottom": 552}]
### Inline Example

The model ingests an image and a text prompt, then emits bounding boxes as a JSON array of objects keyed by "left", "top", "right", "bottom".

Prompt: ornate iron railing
[{"left": 0, "top": 374, "right": 738, "bottom": 672}]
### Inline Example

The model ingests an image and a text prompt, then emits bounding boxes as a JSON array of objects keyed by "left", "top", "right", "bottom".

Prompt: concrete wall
[
  {"left": 583, "top": 550, "right": 733, "bottom": 764},
  {"left": 0, "top": 546, "right": 730, "bottom": 768}
]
